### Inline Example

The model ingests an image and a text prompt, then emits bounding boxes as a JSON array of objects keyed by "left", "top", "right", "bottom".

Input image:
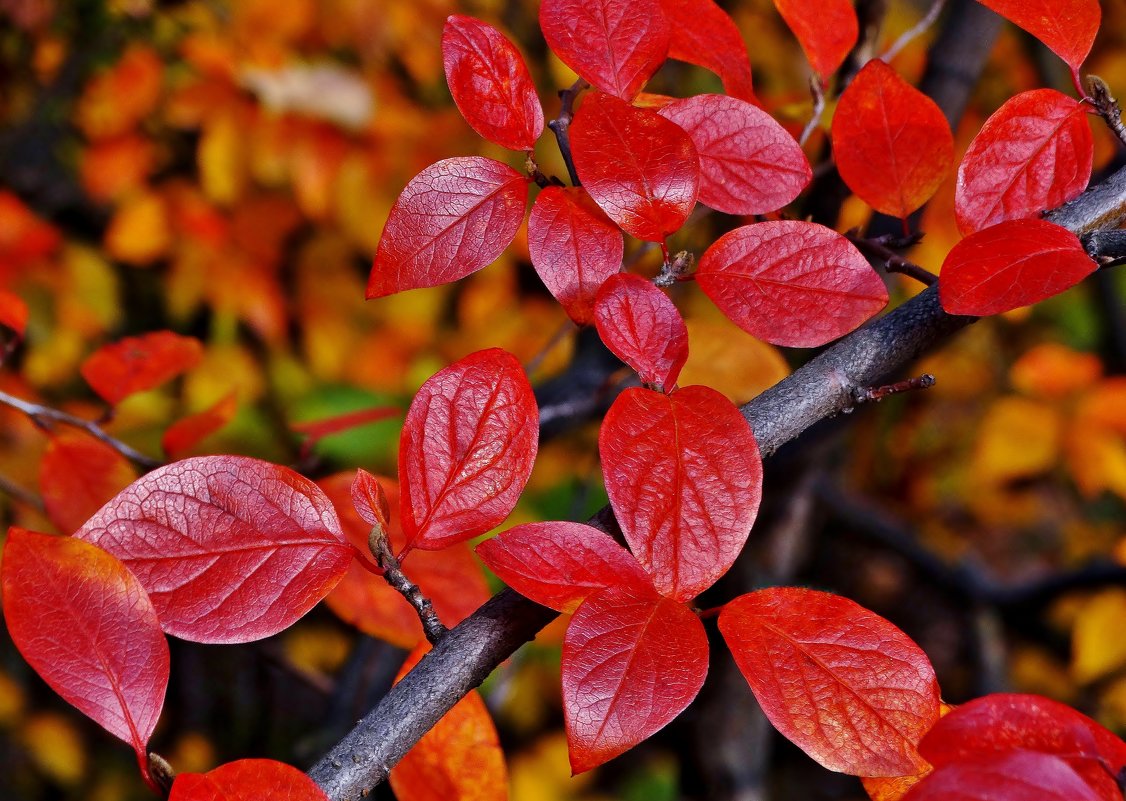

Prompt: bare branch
[
  {"left": 547, "top": 78, "right": 588, "bottom": 186},
  {"left": 881, "top": 0, "right": 948, "bottom": 63}
]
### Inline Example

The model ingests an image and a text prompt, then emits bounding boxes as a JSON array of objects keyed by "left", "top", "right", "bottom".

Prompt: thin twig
[
  {"left": 0, "top": 472, "right": 45, "bottom": 512},
  {"left": 369, "top": 527, "right": 447, "bottom": 645},
  {"left": 799, "top": 76, "right": 826, "bottom": 146},
  {"left": 845, "top": 229, "right": 939, "bottom": 286},
  {"left": 547, "top": 78, "right": 588, "bottom": 186},
  {"left": 1087, "top": 75, "right": 1126, "bottom": 150},
  {"left": 852, "top": 373, "right": 936, "bottom": 403},
  {"left": 881, "top": 0, "right": 948, "bottom": 62}
]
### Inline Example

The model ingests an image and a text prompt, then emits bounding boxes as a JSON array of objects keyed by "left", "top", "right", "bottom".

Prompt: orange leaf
[
  {"left": 39, "top": 431, "right": 138, "bottom": 534},
  {"left": 1010, "top": 343, "right": 1102, "bottom": 400},
  {"left": 0, "top": 192, "right": 60, "bottom": 277},
  {"left": 162, "top": 392, "right": 238, "bottom": 459},
  {"left": 863, "top": 768, "right": 931, "bottom": 801},
  {"left": 76, "top": 45, "right": 163, "bottom": 140},
  {"left": 104, "top": 189, "right": 172, "bottom": 266},
  {"left": 81, "top": 330, "right": 203, "bottom": 406},
  {"left": 79, "top": 135, "right": 156, "bottom": 203}
]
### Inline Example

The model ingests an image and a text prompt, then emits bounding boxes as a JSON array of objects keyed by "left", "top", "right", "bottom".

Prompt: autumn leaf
[
  {"left": 773, "top": 0, "right": 858, "bottom": 80},
  {"left": 658, "top": 0, "right": 756, "bottom": 102},
  {"left": 80, "top": 330, "right": 203, "bottom": 406},
  {"left": 976, "top": 0, "right": 1100, "bottom": 71},
  {"left": 39, "top": 431, "right": 138, "bottom": 534},
  {"left": 170, "top": 759, "right": 329, "bottom": 801},
  {"left": 593, "top": 273, "right": 688, "bottom": 391}
]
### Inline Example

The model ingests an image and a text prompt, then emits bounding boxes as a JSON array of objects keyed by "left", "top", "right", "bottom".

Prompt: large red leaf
[
  {"left": 773, "top": 0, "right": 858, "bottom": 79},
  {"left": 697, "top": 220, "right": 888, "bottom": 348},
  {"left": 901, "top": 751, "right": 1102, "bottom": 801},
  {"left": 367, "top": 157, "right": 528, "bottom": 298},
  {"left": 955, "top": 89, "right": 1093, "bottom": 235},
  {"left": 600, "top": 385, "right": 762, "bottom": 601},
  {"left": 658, "top": 94, "right": 810, "bottom": 215},
  {"left": 918, "top": 693, "right": 1126, "bottom": 800},
  {"left": 2, "top": 528, "right": 168, "bottom": 775},
  {"left": 719, "top": 587, "right": 941, "bottom": 776},
  {"left": 476, "top": 521, "right": 652, "bottom": 613},
  {"left": 442, "top": 15, "right": 543, "bottom": 151},
  {"left": 170, "top": 759, "right": 329, "bottom": 801},
  {"left": 564, "top": 584, "right": 708, "bottom": 773},
  {"left": 322, "top": 473, "right": 489, "bottom": 649},
  {"left": 389, "top": 645, "right": 507, "bottom": 801},
  {"left": 570, "top": 92, "right": 699, "bottom": 242},
  {"left": 977, "top": 0, "right": 1100, "bottom": 71},
  {"left": 399, "top": 348, "right": 538, "bottom": 551},
  {"left": 81, "top": 330, "right": 203, "bottom": 406},
  {"left": 938, "top": 218, "right": 1095, "bottom": 316},
  {"left": 539, "top": 0, "right": 670, "bottom": 100},
  {"left": 527, "top": 186, "right": 624, "bottom": 325},
  {"left": 74, "top": 456, "right": 352, "bottom": 644},
  {"left": 657, "top": 0, "right": 756, "bottom": 102},
  {"left": 593, "top": 273, "right": 687, "bottom": 391},
  {"left": 831, "top": 59, "right": 954, "bottom": 219},
  {"left": 39, "top": 431, "right": 138, "bottom": 534}
]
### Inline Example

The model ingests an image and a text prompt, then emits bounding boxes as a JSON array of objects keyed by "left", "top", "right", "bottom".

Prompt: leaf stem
[
  {"left": 369, "top": 527, "right": 447, "bottom": 645},
  {"left": 845, "top": 230, "right": 938, "bottom": 286},
  {"left": 547, "top": 78, "right": 588, "bottom": 186}
]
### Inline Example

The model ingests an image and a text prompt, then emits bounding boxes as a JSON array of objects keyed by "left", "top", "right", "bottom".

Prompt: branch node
[
  {"left": 852, "top": 373, "right": 936, "bottom": 404},
  {"left": 1086, "top": 74, "right": 1126, "bottom": 150},
  {"left": 548, "top": 78, "right": 588, "bottom": 186},
  {"left": 370, "top": 527, "right": 447, "bottom": 645}
]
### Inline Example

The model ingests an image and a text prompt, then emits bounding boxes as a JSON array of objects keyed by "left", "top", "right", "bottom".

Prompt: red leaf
[
  {"left": 918, "top": 693, "right": 1126, "bottom": 800},
  {"left": 773, "top": 0, "right": 858, "bottom": 79},
  {"left": 399, "top": 349, "right": 538, "bottom": 551},
  {"left": 162, "top": 392, "right": 238, "bottom": 459},
  {"left": 831, "top": 59, "right": 954, "bottom": 219},
  {"left": 442, "top": 15, "right": 544, "bottom": 151},
  {"left": 571, "top": 92, "right": 699, "bottom": 242},
  {"left": 600, "top": 385, "right": 762, "bottom": 601},
  {"left": 1, "top": 528, "right": 168, "bottom": 774},
  {"left": 389, "top": 645, "right": 507, "bottom": 801},
  {"left": 564, "top": 584, "right": 708, "bottom": 773},
  {"left": 593, "top": 273, "right": 688, "bottom": 390},
  {"left": 170, "top": 759, "right": 328, "bottom": 801},
  {"left": 74, "top": 456, "right": 352, "bottom": 644},
  {"left": 476, "top": 521, "right": 652, "bottom": 613},
  {"left": 351, "top": 468, "right": 391, "bottom": 532},
  {"left": 697, "top": 220, "right": 888, "bottom": 348},
  {"left": 539, "top": 0, "right": 670, "bottom": 100},
  {"left": 0, "top": 290, "right": 28, "bottom": 337},
  {"left": 81, "top": 330, "right": 204, "bottom": 406},
  {"left": 527, "top": 186, "right": 624, "bottom": 325},
  {"left": 977, "top": 0, "right": 1100, "bottom": 71},
  {"left": 657, "top": 0, "right": 756, "bottom": 102},
  {"left": 40, "top": 431, "right": 138, "bottom": 534},
  {"left": 938, "top": 218, "right": 1095, "bottom": 316},
  {"left": 367, "top": 157, "right": 529, "bottom": 299},
  {"left": 901, "top": 751, "right": 1102, "bottom": 801},
  {"left": 954, "top": 89, "right": 1093, "bottom": 235},
  {"left": 719, "top": 588, "right": 941, "bottom": 776},
  {"left": 659, "top": 94, "right": 810, "bottom": 215},
  {"left": 290, "top": 406, "right": 401, "bottom": 444}
]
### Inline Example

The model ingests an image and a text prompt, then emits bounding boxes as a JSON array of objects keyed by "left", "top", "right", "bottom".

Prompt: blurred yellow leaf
[
  {"left": 971, "top": 396, "right": 1060, "bottom": 484},
  {"left": 679, "top": 318, "right": 789, "bottom": 401},
  {"left": 1073, "top": 588, "right": 1126, "bottom": 684},
  {"left": 104, "top": 189, "right": 172, "bottom": 265},
  {"left": 1010, "top": 343, "right": 1102, "bottom": 399},
  {"left": 21, "top": 712, "right": 86, "bottom": 786},
  {"left": 199, "top": 110, "right": 248, "bottom": 206},
  {"left": 283, "top": 625, "right": 352, "bottom": 677},
  {"left": 1064, "top": 421, "right": 1126, "bottom": 500},
  {"left": 0, "top": 670, "right": 26, "bottom": 727}
]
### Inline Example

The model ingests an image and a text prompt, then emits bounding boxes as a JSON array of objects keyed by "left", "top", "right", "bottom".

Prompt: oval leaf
[
  {"left": 367, "top": 157, "right": 528, "bottom": 299},
  {"left": 977, "top": 0, "right": 1100, "bottom": 71},
  {"left": 832, "top": 59, "right": 954, "bottom": 219},
  {"left": 659, "top": 94, "right": 810, "bottom": 215},
  {"left": 902, "top": 751, "right": 1102, "bottom": 801},
  {"left": 773, "top": 0, "right": 858, "bottom": 79},
  {"left": 74, "top": 456, "right": 352, "bottom": 644},
  {"left": 955, "top": 89, "right": 1093, "bottom": 235},
  {"left": 476, "top": 521, "right": 652, "bottom": 613},
  {"left": 40, "top": 431, "right": 138, "bottom": 534},
  {"left": 719, "top": 587, "right": 941, "bottom": 776},
  {"left": 170, "top": 759, "right": 329, "bottom": 801},
  {"left": 594, "top": 273, "right": 688, "bottom": 390},
  {"left": 938, "top": 218, "right": 1095, "bottom": 316},
  {"left": 527, "top": 186, "right": 624, "bottom": 325},
  {"left": 162, "top": 392, "right": 238, "bottom": 459},
  {"left": 564, "top": 584, "right": 708, "bottom": 773},
  {"left": 443, "top": 15, "right": 544, "bottom": 151},
  {"left": 539, "top": 0, "right": 670, "bottom": 100},
  {"left": 600, "top": 385, "right": 762, "bottom": 601},
  {"left": 351, "top": 468, "right": 391, "bottom": 532},
  {"left": 697, "top": 220, "right": 888, "bottom": 348},
  {"left": 399, "top": 348, "right": 539, "bottom": 551},
  {"left": 81, "top": 330, "right": 203, "bottom": 406},
  {"left": 2, "top": 528, "right": 168, "bottom": 771},
  {"left": 658, "top": 0, "right": 756, "bottom": 102},
  {"left": 571, "top": 92, "right": 699, "bottom": 242}
]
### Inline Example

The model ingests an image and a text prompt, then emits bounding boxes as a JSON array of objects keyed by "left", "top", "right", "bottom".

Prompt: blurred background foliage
[{"left": 2, "top": 0, "right": 1126, "bottom": 799}]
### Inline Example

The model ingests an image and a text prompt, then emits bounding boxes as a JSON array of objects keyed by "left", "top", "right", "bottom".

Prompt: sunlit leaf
[
  {"left": 170, "top": 759, "right": 328, "bottom": 801},
  {"left": 81, "top": 330, "right": 203, "bottom": 406},
  {"left": 593, "top": 273, "right": 687, "bottom": 391},
  {"left": 40, "top": 431, "right": 138, "bottom": 534},
  {"left": 976, "top": 0, "right": 1100, "bottom": 70}
]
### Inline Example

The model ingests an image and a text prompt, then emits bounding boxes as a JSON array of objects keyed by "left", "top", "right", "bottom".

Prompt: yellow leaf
[
  {"left": 21, "top": 712, "right": 86, "bottom": 786},
  {"left": 679, "top": 318, "right": 789, "bottom": 402},
  {"left": 1072, "top": 588, "right": 1126, "bottom": 684},
  {"left": 104, "top": 189, "right": 171, "bottom": 265},
  {"left": 971, "top": 396, "right": 1060, "bottom": 485},
  {"left": 199, "top": 111, "right": 248, "bottom": 207},
  {"left": 1064, "top": 421, "right": 1126, "bottom": 500},
  {"left": 0, "top": 670, "right": 26, "bottom": 727}
]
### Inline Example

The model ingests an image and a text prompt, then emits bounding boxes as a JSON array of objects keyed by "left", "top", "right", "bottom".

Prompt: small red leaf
[
  {"left": 719, "top": 587, "right": 941, "bottom": 776},
  {"left": 955, "top": 89, "right": 1093, "bottom": 235},
  {"left": 40, "top": 431, "right": 138, "bottom": 534},
  {"left": 170, "top": 759, "right": 329, "bottom": 801},
  {"left": 162, "top": 392, "right": 238, "bottom": 459},
  {"left": 938, "top": 218, "right": 1095, "bottom": 316},
  {"left": 600, "top": 385, "right": 762, "bottom": 601},
  {"left": 593, "top": 273, "right": 687, "bottom": 390},
  {"left": 476, "top": 521, "right": 652, "bottom": 613},
  {"left": 74, "top": 456, "right": 352, "bottom": 644},
  {"left": 657, "top": 0, "right": 756, "bottom": 102},
  {"left": 659, "top": 94, "right": 810, "bottom": 215},
  {"left": 832, "top": 59, "right": 954, "bottom": 219},
  {"left": 290, "top": 406, "right": 401, "bottom": 446},
  {"left": 442, "top": 15, "right": 544, "bottom": 151},
  {"left": 901, "top": 751, "right": 1102, "bottom": 801},
  {"left": 571, "top": 92, "right": 699, "bottom": 242},
  {"left": 539, "top": 0, "right": 670, "bottom": 100},
  {"left": 81, "top": 330, "right": 203, "bottom": 406},
  {"left": 399, "top": 349, "right": 538, "bottom": 551},
  {"left": 367, "top": 157, "right": 529, "bottom": 299},
  {"left": 773, "top": 0, "right": 858, "bottom": 79},
  {"left": 351, "top": 468, "right": 391, "bottom": 532},
  {"left": 977, "top": 0, "right": 1100, "bottom": 71},
  {"left": 2, "top": 528, "right": 168, "bottom": 773},
  {"left": 564, "top": 584, "right": 708, "bottom": 773},
  {"left": 527, "top": 186, "right": 624, "bottom": 325},
  {"left": 697, "top": 220, "right": 888, "bottom": 348}
]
